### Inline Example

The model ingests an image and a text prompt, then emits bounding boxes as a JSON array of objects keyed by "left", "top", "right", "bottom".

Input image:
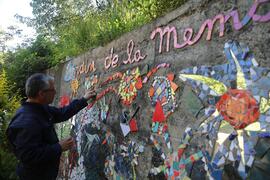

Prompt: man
[{"left": 6, "top": 73, "right": 96, "bottom": 180}]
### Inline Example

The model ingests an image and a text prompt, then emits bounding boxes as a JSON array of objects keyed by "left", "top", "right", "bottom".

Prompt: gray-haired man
[{"left": 7, "top": 73, "right": 96, "bottom": 180}]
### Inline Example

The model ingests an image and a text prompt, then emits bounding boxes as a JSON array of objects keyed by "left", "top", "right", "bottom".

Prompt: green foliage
[
  {"left": 27, "top": 0, "right": 187, "bottom": 62},
  {"left": 3, "top": 35, "right": 55, "bottom": 96},
  {"left": 49, "top": 0, "right": 154, "bottom": 61},
  {"left": 0, "top": 70, "right": 20, "bottom": 180},
  {"left": 0, "top": 70, "right": 20, "bottom": 149},
  {"left": 0, "top": 149, "right": 18, "bottom": 180},
  {"left": 0, "top": 70, "right": 20, "bottom": 115}
]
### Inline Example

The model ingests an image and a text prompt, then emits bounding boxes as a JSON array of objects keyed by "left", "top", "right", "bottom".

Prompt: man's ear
[{"left": 38, "top": 90, "right": 45, "bottom": 98}]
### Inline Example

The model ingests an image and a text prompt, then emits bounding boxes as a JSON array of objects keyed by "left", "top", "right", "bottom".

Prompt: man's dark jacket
[{"left": 6, "top": 98, "right": 88, "bottom": 180}]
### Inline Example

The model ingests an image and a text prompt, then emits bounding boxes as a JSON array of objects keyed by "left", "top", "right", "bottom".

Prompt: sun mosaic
[{"left": 178, "top": 40, "right": 270, "bottom": 179}]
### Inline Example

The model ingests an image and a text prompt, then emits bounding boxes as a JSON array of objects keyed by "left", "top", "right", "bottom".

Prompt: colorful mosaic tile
[
  {"left": 118, "top": 67, "right": 142, "bottom": 105},
  {"left": 149, "top": 75, "right": 178, "bottom": 117},
  {"left": 104, "top": 141, "right": 144, "bottom": 179},
  {"left": 143, "top": 63, "right": 170, "bottom": 83},
  {"left": 179, "top": 40, "right": 270, "bottom": 179},
  {"left": 71, "top": 78, "right": 79, "bottom": 97},
  {"left": 84, "top": 74, "right": 98, "bottom": 90},
  {"left": 64, "top": 61, "right": 76, "bottom": 82}
]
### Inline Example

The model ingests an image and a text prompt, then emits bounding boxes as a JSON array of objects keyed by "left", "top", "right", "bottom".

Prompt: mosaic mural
[
  {"left": 41, "top": 0, "right": 270, "bottom": 179},
  {"left": 57, "top": 39, "right": 270, "bottom": 180},
  {"left": 42, "top": 0, "right": 270, "bottom": 179}
]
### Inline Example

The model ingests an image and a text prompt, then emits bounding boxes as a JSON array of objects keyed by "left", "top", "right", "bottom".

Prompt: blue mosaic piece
[{"left": 64, "top": 61, "right": 76, "bottom": 82}]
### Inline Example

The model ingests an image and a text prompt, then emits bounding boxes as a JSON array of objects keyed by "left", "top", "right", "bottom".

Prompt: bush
[
  {"left": 0, "top": 70, "right": 20, "bottom": 179},
  {"left": 0, "top": 148, "right": 18, "bottom": 180}
]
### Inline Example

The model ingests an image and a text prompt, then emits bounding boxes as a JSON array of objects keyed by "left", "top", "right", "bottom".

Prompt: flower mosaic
[
  {"left": 118, "top": 67, "right": 142, "bottom": 105},
  {"left": 178, "top": 40, "right": 270, "bottom": 179}
]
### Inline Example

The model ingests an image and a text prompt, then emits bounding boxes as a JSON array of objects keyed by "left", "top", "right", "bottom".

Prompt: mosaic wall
[{"left": 49, "top": 0, "right": 270, "bottom": 179}]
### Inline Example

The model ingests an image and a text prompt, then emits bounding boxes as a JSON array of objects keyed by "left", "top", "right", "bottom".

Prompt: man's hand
[
  {"left": 83, "top": 89, "right": 97, "bottom": 101},
  {"left": 59, "top": 137, "right": 74, "bottom": 152}
]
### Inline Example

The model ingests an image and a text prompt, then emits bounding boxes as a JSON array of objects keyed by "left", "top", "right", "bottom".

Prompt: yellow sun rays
[
  {"left": 260, "top": 92, "right": 270, "bottom": 113},
  {"left": 179, "top": 74, "right": 227, "bottom": 96},
  {"left": 230, "top": 49, "right": 247, "bottom": 90},
  {"left": 236, "top": 130, "right": 245, "bottom": 164}
]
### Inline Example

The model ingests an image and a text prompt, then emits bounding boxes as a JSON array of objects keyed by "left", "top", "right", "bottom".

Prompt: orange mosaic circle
[{"left": 216, "top": 89, "right": 260, "bottom": 129}]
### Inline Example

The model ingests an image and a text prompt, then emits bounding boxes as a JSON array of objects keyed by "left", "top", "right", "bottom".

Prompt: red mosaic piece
[
  {"left": 152, "top": 100, "right": 165, "bottom": 122},
  {"left": 216, "top": 89, "right": 260, "bottom": 129},
  {"left": 59, "top": 95, "right": 70, "bottom": 107},
  {"left": 129, "top": 118, "right": 138, "bottom": 132}
]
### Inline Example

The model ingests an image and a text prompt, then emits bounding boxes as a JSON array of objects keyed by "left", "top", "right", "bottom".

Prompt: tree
[
  {"left": 28, "top": 0, "right": 94, "bottom": 36},
  {"left": 0, "top": 26, "right": 23, "bottom": 52},
  {"left": 3, "top": 35, "right": 55, "bottom": 97}
]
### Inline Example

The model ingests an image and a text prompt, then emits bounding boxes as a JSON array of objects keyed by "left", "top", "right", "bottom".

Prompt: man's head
[{"left": 25, "top": 73, "right": 56, "bottom": 104}]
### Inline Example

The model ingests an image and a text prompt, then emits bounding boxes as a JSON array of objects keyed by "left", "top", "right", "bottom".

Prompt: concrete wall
[{"left": 49, "top": 0, "right": 270, "bottom": 179}]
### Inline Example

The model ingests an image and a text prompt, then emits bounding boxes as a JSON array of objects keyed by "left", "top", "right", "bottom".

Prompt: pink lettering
[
  {"left": 87, "top": 61, "right": 96, "bottom": 73},
  {"left": 123, "top": 40, "right": 135, "bottom": 64},
  {"left": 104, "top": 48, "right": 119, "bottom": 69},
  {"left": 112, "top": 55, "right": 119, "bottom": 68},
  {"left": 151, "top": 0, "right": 269, "bottom": 53},
  {"left": 123, "top": 40, "right": 146, "bottom": 64},
  {"left": 150, "top": 26, "right": 185, "bottom": 53},
  {"left": 190, "top": 14, "right": 225, "bottom": 45},
  {"left": 76, "top": 60, "right": 96, "bottom": 76},
  {"left": 251, "top": 0, "right": 270, "bottom": 22},
  {"left": 104, "top": 56, "right": 111, "bottom": 69}
]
